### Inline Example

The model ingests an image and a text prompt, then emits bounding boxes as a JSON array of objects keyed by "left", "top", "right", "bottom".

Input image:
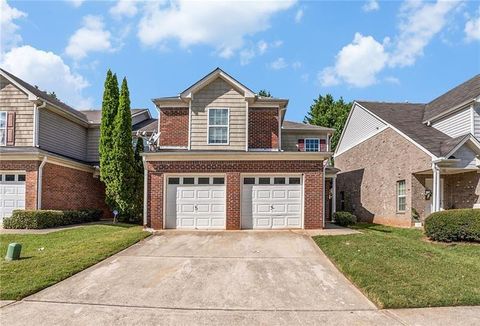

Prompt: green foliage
[
  {"left": 333, "top": 211, "right": 357, "bottom": 226},
  {"left": 132, "top": 138, "right": 145, "bottom": 223},
  {"left": 258, "top": 89, "right": 271, "bottom": 97},
  {"left": 304, "top": 94, "right": 351, "bottom": 151},
  {"left": 99, "top": 70, "right": 119, "bottom": 208},
  {"left": 424, "top": 209, "right": 480, "bottom": 242},
  {"left": 111, "top": 78, "right": 136, "bottom": 220},
  {"left": 2, "top": 209, "right": 103, "bottom": 229}
]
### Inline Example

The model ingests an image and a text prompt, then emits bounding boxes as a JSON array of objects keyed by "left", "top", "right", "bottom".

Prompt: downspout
[
  {"left": 142, "top": 156, "right": 148, "bottom": 227},
  {"left": 33, "top": 100, "right": 46, "bottom": 147},
  {"left": 322, "top": 161, "right": 327, "bottom": 228},
  {"left": 37, "top": 156, "right": 48, "bottom": 209}
]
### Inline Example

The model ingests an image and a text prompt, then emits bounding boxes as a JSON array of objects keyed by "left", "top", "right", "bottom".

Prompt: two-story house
[
  {"left": 0, "top": 68, "right": 154, "bottom": 221},
  {"left": 334, "top": 75, "right": 480, "bottom": 227},
  {"left": 142, "top": 68, "right": 335, "bottom": 230}
]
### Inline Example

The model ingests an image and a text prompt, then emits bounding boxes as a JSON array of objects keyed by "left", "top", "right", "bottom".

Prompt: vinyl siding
[
  {"left": 451, "top": 143, "right": 477, "bottom": 169},
  {"left": 86, "top": 127, "right": 100, "bottom": 162},
  {"left": 0, "top": 76, "right": 34, "bottom": 146},
  {"left": 432, "top": 107, "right": 472, "bottom": 138},
  {"left": 38, "top": 107, "right": 88, "bottom": 161},
  {"left": 281, "top": 131, "right": 329, "bottom": 152},
  {"left": 190, "top": 77, "right": 246, "bottom": 150},
  {"left": 474, "top": 104, "right": 480, "bottom": 140},
  {"left": 335, "top": 104, "right": 386, "bottom": 156},
  {"left": 132, "top": 111, "right": 149, "bottom": 125}
]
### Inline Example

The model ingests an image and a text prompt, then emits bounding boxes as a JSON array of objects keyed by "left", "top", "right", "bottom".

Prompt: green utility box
[{"left": 5, "top": 243, "right": 22, "bottom": 261}]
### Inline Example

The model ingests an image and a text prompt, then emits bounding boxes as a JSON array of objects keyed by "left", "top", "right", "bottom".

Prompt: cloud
[
  {"left": 239, "top": 39, "right": 283, "bottom": 65},
  {"left": 292, "top": 61, "right": 302, "bottom": 70},
  {"left": 319, "top": 33, "right": 388, "bottom": 87},
  {"left": 65, "top": 15, "right": 113, "bottom": 60},
  {"left": 465, "top": 13, "right": 480, "bottom": 42},
  {"left": 295, "top": 8, "right": 304, "bottom": 23},
  {"left": 389, "top": 0, "right": 461, "bottom": 67},
  {"left": 1, "top": 45, "right": 92, "bottom": 108},
  {"left": 362, "top": 0, "right": 379, "bottom": 12},
  {"left": 137, "top": 0, "right": 295, "bottom": 58},
  {"left": 110, "top": 0, "right": 139, "bottom": 19},
  {"left": 66, "top": 0, "right": 85, "bottom": 8},
  {"left": 0, "top": 0, "right": 27, "bottom": 53},
  {"left": 269, "top": 57, "right": 288, "bottom": 70}
]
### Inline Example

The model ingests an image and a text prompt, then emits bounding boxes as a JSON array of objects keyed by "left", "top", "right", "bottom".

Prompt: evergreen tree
[
  {"left": 111, "top": 77, "right": 136, "bottom": 219},
  {"left": 132, "top": 138, "right": 145, "bottom": 222},
  {"left": 304, "top": 94, "right": 351, "bottom": 151},
  {"left": 258, "top": 89, "right": 271, "bottom": 97},
  {"left": 99, "top": 70, "right": 119, "bottom": 209}
]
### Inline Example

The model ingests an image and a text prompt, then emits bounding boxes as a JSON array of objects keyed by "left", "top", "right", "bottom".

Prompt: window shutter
[
  {"left": 319, "top": 138, "right": 326, "bottom": 151},
  {"left": 297, "top": 138, "right": 304, "bottom": 152},
  {"left": 6, "top": 112, "right": 15, "bottom": 146}
]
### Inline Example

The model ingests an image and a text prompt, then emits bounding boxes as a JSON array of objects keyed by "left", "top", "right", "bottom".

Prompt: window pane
[
  {"left": 305, "top": 139, "right": 319, "bottom": 152},
  {"left": 289, "top": 177, "right": 301, "bottom": 184},
  {"left": 17, "top": 174, "right": 26, "bottom": 182},
  {"left": 397, "top": 180, "right": 406, "bottom": 196},
  {"left": 213, "top": 177, "right": 224, "bottom": 185},
  {"left": 183, "top": 177, "right": 194, "bottom": 184},
  {"left": 259, "top": 177, "right": 270, "bottom": 184},
  {"left": 198, "top": 177, "right": 210, "bottom": 184},
  {"left": 0, "top": 175, "right": 2, "bottom": 181},
  {"left": 243, "top": 177, "right": 255, "bottom": 184},
  {"left": 209, "top": 109, "right": 228, "bottom": 125},
  {"left": 209, "top": 126, "right": 228, "bottom": 144},
  {"left": 0, "top": 112, "right": 6, "bottom": 128},
  {"left": 0, "top": 129, "right": 5, "bottom": 146},
  {"left": 398, "top": 197, "right": 406, "bottom": 211},
  {"left": 168, "top": 178, "right": 180, "bottom": 185},
  {"left": 5, "top": 175, "right": 15, "bottom": 181},
  {"left": 274, "top": 177, "right": 285, "bottom": 184}
]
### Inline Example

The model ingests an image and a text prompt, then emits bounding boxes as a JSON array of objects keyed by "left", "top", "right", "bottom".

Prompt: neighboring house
[
  {"left": 143, "top": 68, "right": 336, "bottom": 230},
  {"left": 0, "top": 68, "right": 153, "bottom": 221},
  {"left": 335, "top": 75, "right": 480, "bottom": 227}
]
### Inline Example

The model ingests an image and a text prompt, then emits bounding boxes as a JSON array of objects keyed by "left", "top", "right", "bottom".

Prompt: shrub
[
  {"left": 424, "top": 209, "right": 480, "bottom": 242},
  {"left": 333, "top": 211, "right": 357, "bottom": 226},
  {"left": 2, "top": 209, "right": 103, "bottom": 229}
]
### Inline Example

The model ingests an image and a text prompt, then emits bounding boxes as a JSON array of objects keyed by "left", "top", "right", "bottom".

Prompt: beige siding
[
  {"left": 86, "top": 127, "right": 100, "bottom": 162},
  {"left": 190, "top": 77, "right": 246, "bottom": 150},
  {"left": 38, "top": 107, "right": 88, "bottom": 161},
  {"left": 0, "top": 76, "right": 34, "bottom": 146},
  {"left": 281, "top": 131, "right": 328, "bottom": 151}
]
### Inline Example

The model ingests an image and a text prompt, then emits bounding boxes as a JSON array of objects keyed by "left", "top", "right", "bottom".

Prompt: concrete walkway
[{"left": 0, "top": 231, "right": 478, "bottom": 325}]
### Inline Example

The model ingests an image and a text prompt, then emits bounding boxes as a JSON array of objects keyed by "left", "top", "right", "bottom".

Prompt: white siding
[
  {"left": 450, "top": 143, "right": 477, "bottom": 169},
  {"left": 335, "top": 104, "right": 387, "bottom": 156},
  {"left": 432, "top": 107, "right": 472, "bottom": 138},
  {"left": 474, "top": 104, "right": 480, "bottom": 140}
]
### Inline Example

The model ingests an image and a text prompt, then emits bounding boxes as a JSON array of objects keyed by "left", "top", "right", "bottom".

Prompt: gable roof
[
  {"left": 356, "top": 101, "right": 454, "bottom": 157},
  {"left": 0, "top": 68, "right": 88, "bottom": 123},
  {"left": 80, "top": 108, "right": 150, "bottom": 124},
  {"left": 282, "top": 120, "right": 334, "bottom": 132},
  {"left": 424, "top": 74, "right": 480, "bottom": 122},
  {"left": 132, "top": 118, "right": 158, "bottom": 134}
]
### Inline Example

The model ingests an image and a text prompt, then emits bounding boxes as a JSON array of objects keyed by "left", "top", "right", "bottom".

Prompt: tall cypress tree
[
  {"left": 112, "top": 77, "right": 136, "bottom": 219},
  {"left": 99, "top": 70, "right": 119, "bottom": 209},
  {"left": 133, "top": 138, "right": 145, "bottom": 222}
]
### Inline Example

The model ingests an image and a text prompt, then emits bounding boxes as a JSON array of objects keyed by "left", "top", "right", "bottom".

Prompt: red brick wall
[
  {"left": 41, "top": 163, "right": 109, "bottom": 216},
  {"left": 248, "top": 108, "right": 279, "bottom": 150},
  {"left": 146, "top": 160, "right": 324, "bottom": 230},
  {"left": 0, "top": 160, "right": 39, "bottom": 209},
  {"left": 159, "top": 107, "right": 189, "bottom": 147}
]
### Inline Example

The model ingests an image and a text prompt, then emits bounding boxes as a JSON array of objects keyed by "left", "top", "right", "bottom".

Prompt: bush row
[
  {"left": 424, "top": 209, "right": 480, "bottom": 242},
  {"left": 333, "top": 211, "right": 357, "bottom": 226},
  {"left": 2, "top": 209, "right": 103, "bottom": 229}
]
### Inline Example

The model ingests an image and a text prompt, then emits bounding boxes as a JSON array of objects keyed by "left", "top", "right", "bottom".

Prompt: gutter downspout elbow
[{"left": 37, "top": 156, "right": 48, "bottom": 209}]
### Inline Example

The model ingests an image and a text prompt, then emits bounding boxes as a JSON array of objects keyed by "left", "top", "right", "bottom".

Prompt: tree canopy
[{"left": 258, "top": 89, "right": 272, "bottom": 97}]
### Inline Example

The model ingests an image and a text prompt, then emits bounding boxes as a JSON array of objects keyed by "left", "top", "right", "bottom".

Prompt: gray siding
[
  {"left": 86, "top": 127, "right": 100, "bottom": 162},
  {"left": 190, "top": 77, "right": 246, "bottom": 150},
  {"left": 281, "top": 131, "right": 329, "bottom": 151},
  {"left": 0, "top": 76, "right": 34, "bottom": 146},
  {"left": 474, "top": 104, "right": 480, "bottom": 140},
  {"left": 38, "top": 107, "right": 88, "bottom": 161},
  {"left": 432, "top": 107, "right": 472, "bottom": 138},
  {"left": 132, "top": 111, "right": 149, "bottom": 125}
]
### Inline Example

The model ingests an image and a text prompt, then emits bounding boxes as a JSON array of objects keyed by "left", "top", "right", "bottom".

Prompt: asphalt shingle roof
[
  {"left": 282, "top": 120, "right": 334, "bottom": 131},
  {"left": 80, "top": 109, "right": 149, "bottom": 124},
  {"left": 132, "top": 118, "right": 158, "bottom": 134}
]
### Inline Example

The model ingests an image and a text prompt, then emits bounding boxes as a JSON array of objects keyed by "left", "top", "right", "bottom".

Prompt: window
[
  {"left": 305, "top": 138, "right": 320, "bottom": 152},
  {"left": 397, "top": 180, "right": 406, "bottom": 212},
  {"left": 243, "top": 177, "right": 255, "bottom": 184},
  {"left": 208, "top": 108, "right": 229, "bottom": 144},
  {"left": 5, "top": 174, "right": 15, "bottom": 181},
  {"left": 274, "top": 177, "right": 285, "bottom": 184},
  {"left": 17, "top": 174, "right": 26, "bottom": 182},
  {"left": 183, "top": 177, "right": 195, "bottom": 184},
  {"left": 168, "top": 178, "right": 180, "bottom": 185},
  {"left": 289, "top": 177, "right": 301, "bottom": 185},
  {"left": 0, "top": 112, "right": 6, "bottom": 146},
  {"left": 213, "top": 177, "right": 224, "bottom": 185},
  {"left": 198, "top": 177, "right": 210, "bottom": 184},
  {"left": 259, "top": 177, "right": 270, "bottom": 184}
]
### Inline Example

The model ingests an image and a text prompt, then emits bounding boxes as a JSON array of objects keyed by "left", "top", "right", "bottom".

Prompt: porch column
[
  {"left": 432, "top": 163, "right": 441, "bottom": 212},
  {"left": 332, "top": 176, "right": 337, "bottom": 217}
]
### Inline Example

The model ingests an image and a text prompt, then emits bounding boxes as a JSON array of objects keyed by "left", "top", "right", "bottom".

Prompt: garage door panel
[
  {"left": 288, "top": 190, "right": 301, "bottom": 198},
  {"left": 287, "top": 204, "right": 301, "bottom": 213},
  {"left": 272, "top": 190, "right": 286, "bottom": 199},
  {"left": 212, "top": 190, "right": 224, "bottom": 198},
  {"left": 211, "top": 204, "right": 225, "bottom": 213},
  {"left": 197, "top": 190, "right": 210, "bottom": 199},
  {"left": 0, "top": 174, "right": 26, "bottom": 221}
]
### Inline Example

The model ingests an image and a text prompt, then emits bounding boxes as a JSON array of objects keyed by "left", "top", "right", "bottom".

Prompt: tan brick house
[
  {"left": 0, "top": 68, "right": 154, "bottom": 221},
  {"left": 335, "top": 75, "right": 480, "bottom": 227},
  {"left": 142, "top": 68, "right": 335, "bottom": 230}
]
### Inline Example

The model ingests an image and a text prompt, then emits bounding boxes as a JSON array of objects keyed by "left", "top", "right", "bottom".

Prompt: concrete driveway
[{"left": 1, "top": 231, "right": 478, "bottom": 325}]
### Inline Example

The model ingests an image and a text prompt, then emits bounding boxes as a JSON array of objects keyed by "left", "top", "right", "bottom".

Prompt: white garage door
[
  {"left": 0, "top": 172, "right": 26, "bottom": 222},
  {"left": 166, "top": 176, "right": 226, "bottom": 229},
  {"left": 242, "top": 176, "right": 303, "bottom": 229}
]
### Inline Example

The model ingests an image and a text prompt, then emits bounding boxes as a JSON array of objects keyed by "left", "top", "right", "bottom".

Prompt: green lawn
[
  {"left": 0, "top": 224, "right": 150, "bottom": 300},
  {"left": 313, "top": 224, "right": 480, "bottom": 309}
]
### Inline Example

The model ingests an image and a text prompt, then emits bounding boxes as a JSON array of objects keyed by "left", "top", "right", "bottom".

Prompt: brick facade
[
  {"left": 444, "top": 171, "right": 480, "bottom": 209},
  {"left": 159, "top": 107, "right": 189, "bottom": 147},
  {"left": 0, "top": 160, "right": 39, "bottom": 209},
  {"left": 146, "top": 160, "right": 324, "bottom": 230},
  {"left": 248, "top": 108, "right": 279, "bottom": 150}
]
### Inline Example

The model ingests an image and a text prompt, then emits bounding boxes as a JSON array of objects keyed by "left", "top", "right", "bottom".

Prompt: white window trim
[
  {"left": 396, "top": 180, "right": 406, "bottom": 212},
  {"left": 207, "top": 108, "right": 230, "bottom": 145},
  {"left": 0, "top": 111, "right": 7, "bottom": 146},
  {"left": 305, "top": 138, "right": 320, "bottom": 152}
]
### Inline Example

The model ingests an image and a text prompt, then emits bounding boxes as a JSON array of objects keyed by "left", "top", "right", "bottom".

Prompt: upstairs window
[
  {"left": 397, "top": 180, "right": 406, "bottom": 212},
  {"left": 305, "top": 138, "right": 320, "bottom": 152},
  {"left": 0, "top": 112, "right": 6, "bottom": 146},
  {"left": 208, "top": 108, "right": 229, "bottom": 144}
]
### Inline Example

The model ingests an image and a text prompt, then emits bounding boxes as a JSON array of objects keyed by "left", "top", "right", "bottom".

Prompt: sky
[{"left": 1, "top": 0, "right": 479, "bottom": 122}]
